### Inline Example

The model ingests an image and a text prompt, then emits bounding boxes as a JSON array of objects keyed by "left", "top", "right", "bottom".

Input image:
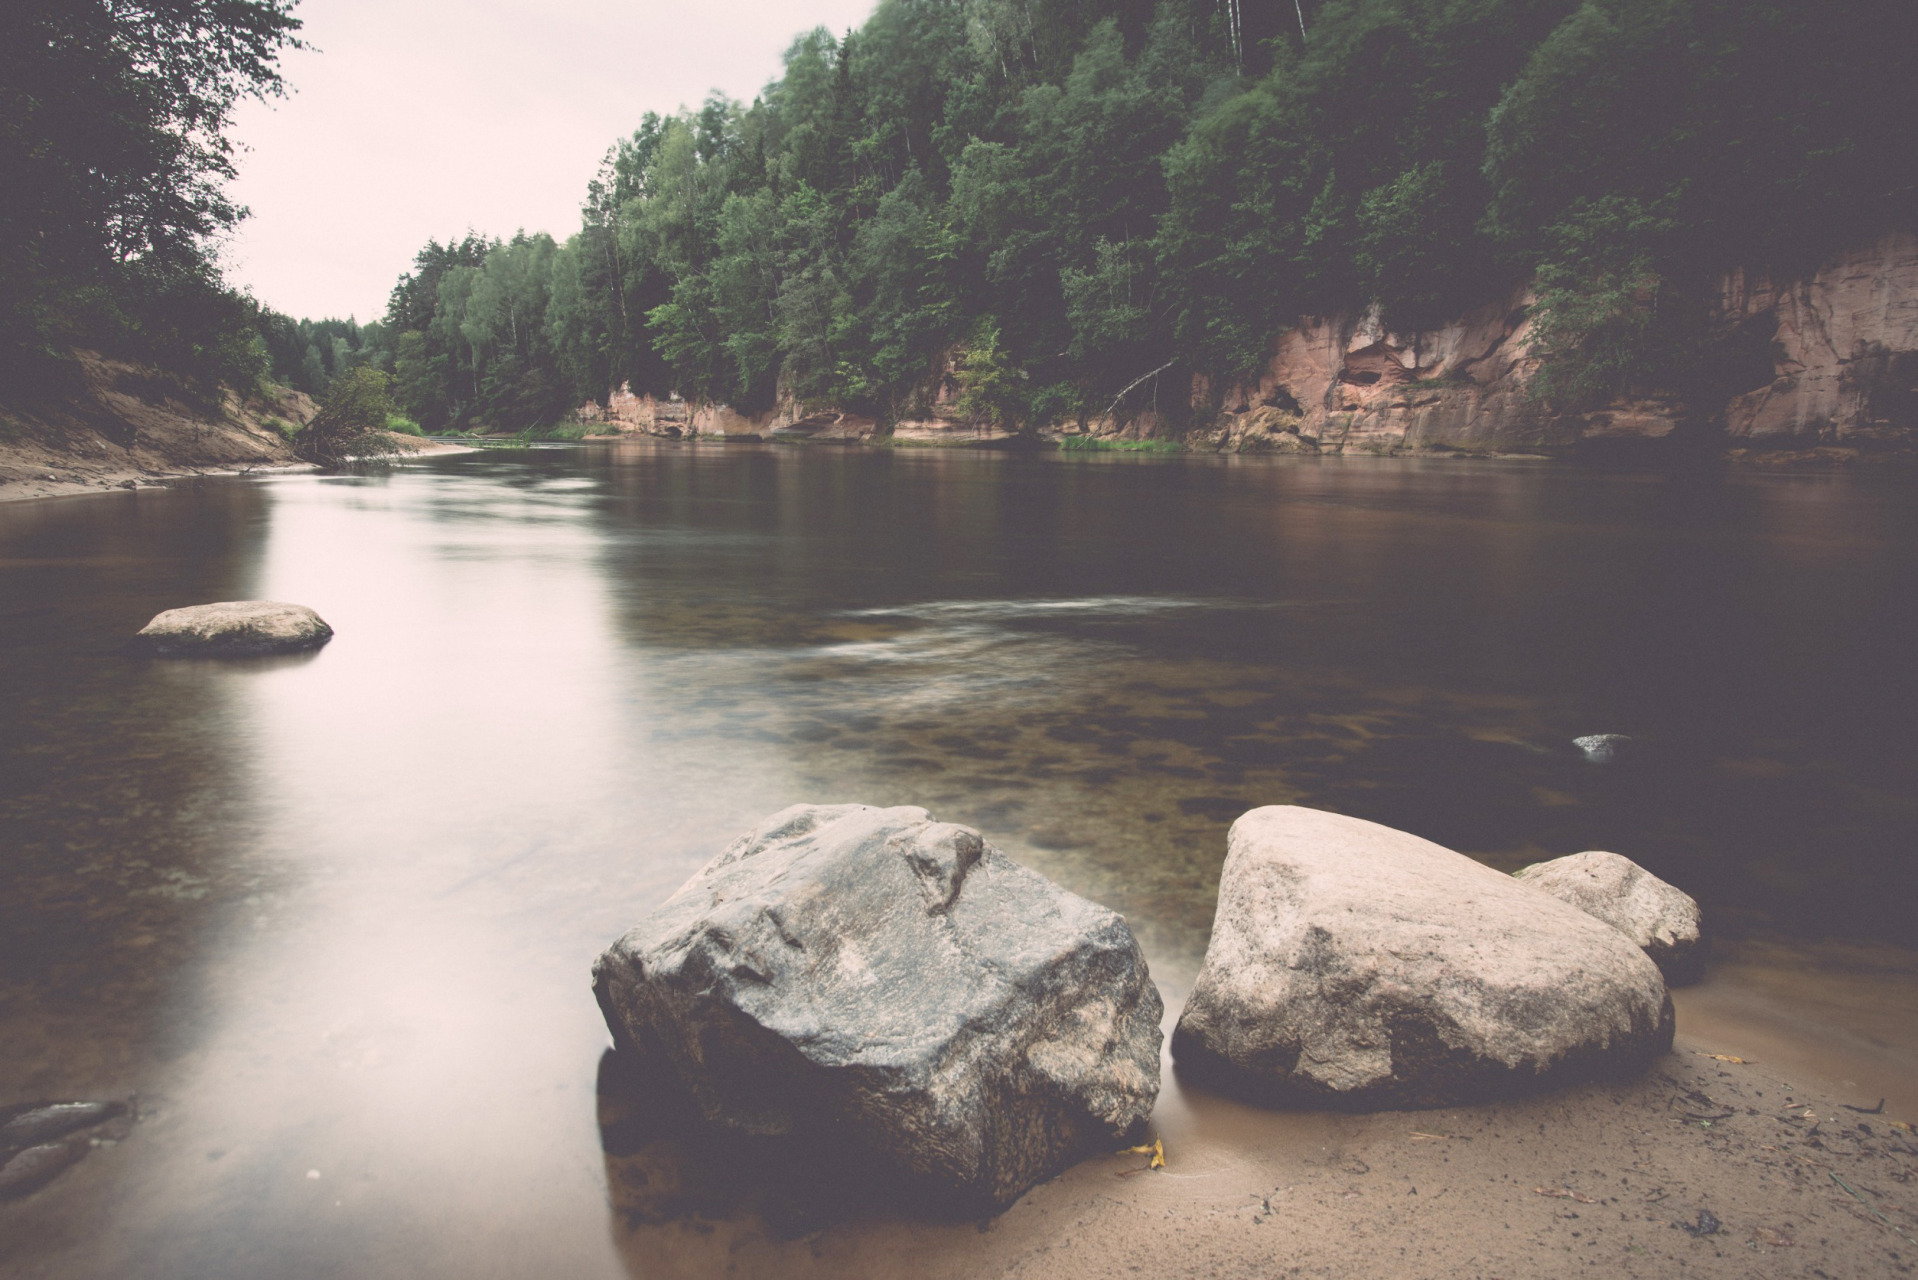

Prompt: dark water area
[{"left": 2, "top": 443, "right": 1916, "bottom": 1276}]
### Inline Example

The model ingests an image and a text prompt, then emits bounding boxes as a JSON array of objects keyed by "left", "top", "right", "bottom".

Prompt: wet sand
[{"left": 594, "top": 1016, "right": 1916, "bottom": 1280}]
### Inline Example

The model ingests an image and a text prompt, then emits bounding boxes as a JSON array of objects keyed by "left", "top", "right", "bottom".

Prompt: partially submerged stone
[
  {"left": 1515, "top": 850, "right": 1705, "bottom": 984},
  {"left": 592, "top": 803, "right": 1163, "bottom": 1210},
  {"left": 0, "top": 1100, "right": 129, "bottom": 1201},
  {"left": 0, "top": 1142, "right": 90, "bottom": 1201},
  {"left": 134, "top": 601, "right": 332, "bottom": 655},
  {"left": 0, "top": 1101, "right": 124, "bottom": 1152},
  {"left": 1573, "top": 733, "right": 1632, "bottom": 763},
  {"left": 1172, "top": 806, "right": 1673, "bottom": 1110}
]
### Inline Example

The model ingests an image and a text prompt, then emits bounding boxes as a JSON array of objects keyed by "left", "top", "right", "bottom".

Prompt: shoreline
[
  {"left": 602, "top": 974, "right": 1917, "bottom": 1279},
  {"left": 586, "top": 904, "right": 1918, "bottom": 1278},
  {"left": 3, "top": 432, "right": 1898, "bottom": 508},
  {"left": 0, "top": 435, "right": 476, "bottom": 505},
  {"left": 582, "top": 428, "right": 1918, "bottom": 467}
]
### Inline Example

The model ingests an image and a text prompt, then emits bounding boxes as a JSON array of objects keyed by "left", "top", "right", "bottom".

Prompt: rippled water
[{"left": 2, "top": 443, "right": 1915, "bottom": 1276}]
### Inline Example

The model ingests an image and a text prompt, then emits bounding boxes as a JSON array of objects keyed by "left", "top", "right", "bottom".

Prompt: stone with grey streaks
[
  {"left": 592, "top": 804, "right": 1163, "bottom": 1209},
  {"left": 1172, "top": 806, "right": 1673, "bottom": 1109}
]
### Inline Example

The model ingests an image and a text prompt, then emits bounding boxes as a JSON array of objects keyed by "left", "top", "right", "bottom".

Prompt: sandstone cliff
[
  {"left": 1718, "top": 232, "right": 1918, "bottom": 450},
  {"left": 576, "top": 366, "right": 1006, "bottom": 446},
  {"left": 1146, "top": 231, "right": 1917, "bottom": 458},
  {"left": 578, "top": 232, "right": 1918, "bottom": 458}
]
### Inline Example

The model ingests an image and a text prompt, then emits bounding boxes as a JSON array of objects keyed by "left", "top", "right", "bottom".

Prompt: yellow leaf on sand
[
  {"left": 1120, "top": 1138, "right": 1166, "bottom": 1169},
  {"left": 1693, "top": 1052, "right": 1749, "bottom": 1064}
]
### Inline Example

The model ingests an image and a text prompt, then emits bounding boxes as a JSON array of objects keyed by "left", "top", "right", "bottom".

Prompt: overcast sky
[{"left": 223, "top": 0, "right": 880, "bottom": 322}]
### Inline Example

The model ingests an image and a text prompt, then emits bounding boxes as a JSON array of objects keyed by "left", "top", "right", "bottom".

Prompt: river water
[{"left": 2, "top": 443, "right": 1915, "bottom": 1276}]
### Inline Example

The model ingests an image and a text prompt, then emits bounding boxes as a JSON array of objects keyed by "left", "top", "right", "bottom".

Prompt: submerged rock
[
  {"left": 1172, "top": 806, "right": 1673, "bottom": 1109},
  {"left": 1515, "top": 851, "right": 1705, "bottom": 984},
  {"left": 0, "top": 1142, "right": 90, "bottom": 1200},
  {"left": 134, "top": 601, "right": 332, "bottom": 655},
  {"left": 592, "top": 803, "right": 1163, "bottom": 1210},
  {"left": 1573, "top": 733, "right": 1632, "bottom": 763},
  {"left": 0, "top": 1100, "right": 128, "bottom": 1200},
  {"left": 0, "top": 1101, "right": 124, "bottom": 1152}
]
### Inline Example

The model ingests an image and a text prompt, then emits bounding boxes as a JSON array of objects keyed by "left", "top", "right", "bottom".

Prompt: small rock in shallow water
[
  {"left": 133, "top": 601, "right": 333, "bottom": 656},
  {"left": 1573, "top": 733, "right": 1632, "bottom": 762}
]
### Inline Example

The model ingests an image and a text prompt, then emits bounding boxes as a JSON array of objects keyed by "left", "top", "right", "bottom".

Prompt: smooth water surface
[{"left": 3, "top": 443, "right": 1915, "bottom": 1275}]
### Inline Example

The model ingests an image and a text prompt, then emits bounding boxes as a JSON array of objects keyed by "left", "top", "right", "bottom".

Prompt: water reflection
[{"left": 1, "top": 445, "right": 1915, "bottom": 1277}]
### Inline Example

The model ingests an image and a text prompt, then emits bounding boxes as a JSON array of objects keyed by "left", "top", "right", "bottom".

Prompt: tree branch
[{"left": 1105, "top": 359, "right": 1177, "bottom": 420}]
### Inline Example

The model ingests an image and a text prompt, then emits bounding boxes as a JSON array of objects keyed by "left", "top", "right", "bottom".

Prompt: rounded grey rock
[
  {"left": 1172, "top": 806, "right": 1673, "bottom": 1110},
  {"left": 1515, "top": 851, "right": 1705, "bottom": 984},
  {"left": 592, "top": 803, "right": 1163, "bottom": 1210},
  {"left": 134, "top": 601, "right": 333, "bottom": 655}
]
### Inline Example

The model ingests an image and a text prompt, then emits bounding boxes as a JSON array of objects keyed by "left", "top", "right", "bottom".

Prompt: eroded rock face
[
  {"left": 592, "top": 803, "right": 1163, "bottom": 1209},
  {"left": 1721, "top": 231, "right": 1918, "bottom": 446},
  {"left": 134, "top": 601, "right": 332, "bottom": 655},
  {"left": 1136, "top": 231, "right": 1918, "bottom": 456},
  {"left": 1172, "top": 806, "right": 1673, "bottom": 1109},
  {"left": 1515, "top": 851, "right": 1705, "bottom": 984}
]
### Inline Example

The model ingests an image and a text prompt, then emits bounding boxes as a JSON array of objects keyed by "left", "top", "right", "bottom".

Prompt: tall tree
[{"left": 1, "top": 0, "right": 303, "bottom": 392}]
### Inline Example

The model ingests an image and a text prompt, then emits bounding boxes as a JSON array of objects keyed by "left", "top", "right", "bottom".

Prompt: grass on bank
[
  {"left": 1058, "top": 435, "right": 1185, "bottom": 453},
  {"left": 515, "top": 422, "right": 592, "bottom": 442}
]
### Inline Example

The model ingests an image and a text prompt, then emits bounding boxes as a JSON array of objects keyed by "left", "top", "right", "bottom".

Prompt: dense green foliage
[
  {"left": 260, "top": 313, "right": 393, "bottom": 399},
  {"left": 293, "top": 366, "right": 405, "bottom": 469},
  {"left": 25, "top": 0, "right": 1896, "bottom": 425},
  {"left": 322, "top": 0, "right": 1908, "bottom": 432},
  {"left": 1, "top": 0, "right": 302, "bottom": 397}
]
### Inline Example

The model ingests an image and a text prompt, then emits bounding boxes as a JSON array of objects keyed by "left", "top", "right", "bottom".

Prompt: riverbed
[{"left": 2, "top": 442, "right": 1914, "bottom": 1276}]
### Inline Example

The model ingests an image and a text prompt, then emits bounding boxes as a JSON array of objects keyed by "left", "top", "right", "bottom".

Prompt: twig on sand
[
  {"left": 1533, "top": 1186, "right": 1596, "bottom": 1203},
  {"left": 1831, "top": 1171, "right": 1916, "bottom": 1243},
  {"left": 1841, "top": 1098, "right": 1886, "bottom": 1115}
]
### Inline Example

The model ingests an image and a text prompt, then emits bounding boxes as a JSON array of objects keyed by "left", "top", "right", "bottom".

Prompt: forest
[{"left": 9, "top": 0, "right": 1914, "bottom": 432}]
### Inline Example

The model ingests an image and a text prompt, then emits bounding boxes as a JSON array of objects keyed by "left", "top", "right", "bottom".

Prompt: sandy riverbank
[
  {"left": 0, "top": 352, "right": 485, "bottom": 505},
  {"left": 602, "top": 992, "right": 1916, "bottom": 1280},
  {"left": 0, "top": 433, "right": 476, "bottom": 504}
]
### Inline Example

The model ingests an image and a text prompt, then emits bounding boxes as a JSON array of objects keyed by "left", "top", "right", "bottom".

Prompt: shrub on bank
[{"left": 295, "top": 368, "right": 406, "bottom": 469}]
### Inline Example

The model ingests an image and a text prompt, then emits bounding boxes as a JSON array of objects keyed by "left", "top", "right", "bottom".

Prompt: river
[{"left": 2, "top": 442, "right": 1914, "bottom": 1275}]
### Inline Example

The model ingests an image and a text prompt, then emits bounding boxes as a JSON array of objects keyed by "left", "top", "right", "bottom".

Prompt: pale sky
[{"left": 224, "top": 0, "right": 880, "bottom": 322}]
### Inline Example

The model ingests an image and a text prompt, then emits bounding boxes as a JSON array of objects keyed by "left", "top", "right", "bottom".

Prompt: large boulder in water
[
  {"left": 591, "top": 803, "right": 1163, "bottom": 1210},
  {"left": 1514, "top": 850, "right": 1705, "bottom": 984},
  {"left": 1172, "top": 806, "right": 1673, "bottom": 1109},
  {"left": 134, "top": 601, "right": 332, "bottom": 655}
]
